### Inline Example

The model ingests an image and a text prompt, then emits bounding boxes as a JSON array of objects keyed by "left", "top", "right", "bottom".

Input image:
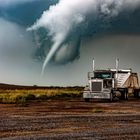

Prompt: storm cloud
[
  {"left": 0, "top": 0, "right": 37, "bottom": 7},
  {"left": 0, "top": 18, "right": 41, "bottom": 85},
  {"left": 28, "top": 0, "right": 140, "bottom": 74},
  {"left": 0, "top": 0, "right": 140, "bottom": 85}
]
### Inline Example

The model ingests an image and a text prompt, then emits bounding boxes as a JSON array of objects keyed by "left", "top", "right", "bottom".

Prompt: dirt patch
[{"left": 0, "top": 98, "right": 140, "bottom": 140}]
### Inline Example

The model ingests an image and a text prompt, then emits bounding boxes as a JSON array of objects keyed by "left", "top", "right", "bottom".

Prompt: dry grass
[{"left": 0, "top": 88, "right": 83, "bottom": 105}]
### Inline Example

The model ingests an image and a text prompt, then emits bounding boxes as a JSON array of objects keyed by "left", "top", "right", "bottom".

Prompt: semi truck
[{"left": 83, "top": 59, "right": 140, "bottom": 101}]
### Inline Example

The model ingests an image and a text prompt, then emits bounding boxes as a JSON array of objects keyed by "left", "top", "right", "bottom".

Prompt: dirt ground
[{"left": 0, "top": 97, "right": 140, "bottom": 140}]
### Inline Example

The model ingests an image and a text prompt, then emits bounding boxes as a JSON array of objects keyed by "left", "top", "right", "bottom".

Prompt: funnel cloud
[
  {"left": 28, "top": 0, "right": 140, "bottom": 73},
  {"left": 0, "top": 0, "right": 140, "bottom": 85}
]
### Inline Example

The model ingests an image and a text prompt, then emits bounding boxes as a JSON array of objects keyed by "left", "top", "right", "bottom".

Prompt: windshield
[{"left": 94, "top": 72, "right": 112, "bottom": 79}]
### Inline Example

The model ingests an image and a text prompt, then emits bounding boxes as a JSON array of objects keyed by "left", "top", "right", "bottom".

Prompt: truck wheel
[
  {"left": 138, "top": 91, "right": 140, "bottom": 98},
  {"left": 85, "top": 98, "right": 90, "bottom": 102},
  {"left": 124, "top": 92, "right": 128, "bottom": 100},
  {"left": 134, "top": 90, "right": 140, "bottom": 98},
  {"left": 134, "top": 91, "right": 137, "bottom": 98},
  {"left": 110, "top": 92, "right": 113, "bottom": 102},
  {"left": 120, "top": 91, "right": 124, "bottom": 100},
  {"left": 121, "top": 89, "right": 128, "bottom": 100},
  {"left": 136, "top": 91, "right": 140, "bottom": 98}
]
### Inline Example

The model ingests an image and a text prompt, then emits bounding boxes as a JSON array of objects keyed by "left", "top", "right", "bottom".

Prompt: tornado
[{"left": 27, "top": 0, "right": 140, "bottom": 75}]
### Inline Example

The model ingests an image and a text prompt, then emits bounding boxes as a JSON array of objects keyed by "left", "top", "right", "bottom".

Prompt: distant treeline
[{"left": 0, "top": 83, "right": 84, "bottom": 90}]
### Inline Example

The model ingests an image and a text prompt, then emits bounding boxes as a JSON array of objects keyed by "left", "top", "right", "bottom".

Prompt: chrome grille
[{"left": 92, "top": 82, "right": 102, "bottom": 92}]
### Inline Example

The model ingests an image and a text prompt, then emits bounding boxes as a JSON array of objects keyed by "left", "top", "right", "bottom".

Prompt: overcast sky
[{"left": 0, "top": 0, "right": 140, "bottom": 86}]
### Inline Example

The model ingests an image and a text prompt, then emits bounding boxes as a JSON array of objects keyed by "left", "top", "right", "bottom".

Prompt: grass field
[{"left": 0, "top": 87, "right": 83, "bottom": 105}]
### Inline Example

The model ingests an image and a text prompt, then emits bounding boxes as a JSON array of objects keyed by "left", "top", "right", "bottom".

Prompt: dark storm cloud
[
  {"left": 0, "top": 0, "right": 140, "bottom": 86},
  {"left": 0, "top": 0, "right": 58, "bottom": 26},
  {"left": 28, "top": 0, "right": 140, "bottom": 74},
  {"left": 1, "top": 0, "right": 140, "bottom": 71},
  {"left": 0, "top": 0, "right": 36, "bottom": 7}
]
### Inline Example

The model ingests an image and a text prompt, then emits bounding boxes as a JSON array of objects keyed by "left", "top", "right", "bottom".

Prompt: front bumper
[{"left": 83, "top": 91, "right": 111, "bottom": 99}]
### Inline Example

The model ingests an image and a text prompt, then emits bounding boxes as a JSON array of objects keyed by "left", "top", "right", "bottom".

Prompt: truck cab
[
  {"left": 84, "top": 70, "right": 115, "bottom": 101},
  {"left": 83, "top": 59, "right": 140, "bottom": 102}
]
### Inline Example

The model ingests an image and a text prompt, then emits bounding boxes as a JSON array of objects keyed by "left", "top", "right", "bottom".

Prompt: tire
[
  {"left": 85, "top": 98, "right": 90, "bottom": 102},
  {"left": 120, "top": 90, "right": 123, "bottom": 100},
  {"left": 134, "top": 89, "right": 140, "bottom": 98},
  {"left": 121, "top": 89, "right": 128, "bottom": 100},
  {"left": 124, "top": 91, "right": 128, "bottom": 100},
  {"left": 110, "top": 92, "right": 113, "bottom": 102},
  {"left": 134, "top": 92, "right": 137, "bottom": 98},
  {"left": 138, "top": 91, "right": 140, "bottom": 98}
]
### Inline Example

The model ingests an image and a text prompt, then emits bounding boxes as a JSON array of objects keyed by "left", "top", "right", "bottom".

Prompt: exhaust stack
[
  {"left": 93, "top": 58, "right": 95, "bottom": 72},
  {"left": 115, "top": 58, "right": 119, "bottom": 79}
]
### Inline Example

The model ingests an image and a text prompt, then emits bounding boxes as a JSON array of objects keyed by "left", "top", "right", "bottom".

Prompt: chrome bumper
[{"left": 83, "top": 91, "right": 111, "bottom": 99}]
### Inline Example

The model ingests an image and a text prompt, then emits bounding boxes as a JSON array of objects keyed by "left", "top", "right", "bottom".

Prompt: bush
[
  {"left": 26, "top": 94, "right": 36, "bottom": 100},
  {"left": 36, "top": 94, "right": 48, "bottom": 100},
  {"left": 16, "top": 95, "right": 28, "bottom": 106}
]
